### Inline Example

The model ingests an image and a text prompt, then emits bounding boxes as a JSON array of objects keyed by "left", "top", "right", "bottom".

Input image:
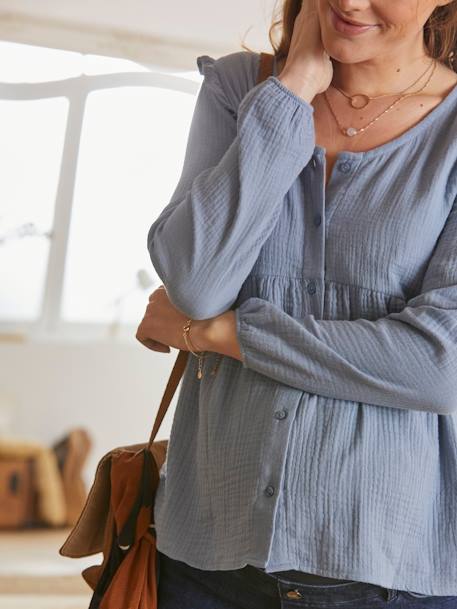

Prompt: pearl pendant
[{"left": 345, "top": 127, "right": 358, "bottom": 137}]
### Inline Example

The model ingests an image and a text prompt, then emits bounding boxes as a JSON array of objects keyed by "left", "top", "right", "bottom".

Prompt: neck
[{"left": 330, "top": 42, "right": 433, "bottom": 98}]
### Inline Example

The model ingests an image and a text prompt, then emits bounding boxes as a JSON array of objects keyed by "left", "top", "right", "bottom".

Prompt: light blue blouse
[{"left": 147, "top": 50, "right": 457, "bottom": 596}]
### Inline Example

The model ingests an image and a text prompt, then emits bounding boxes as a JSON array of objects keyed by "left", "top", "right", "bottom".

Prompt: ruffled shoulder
[
  {"left": 196, "top": 55, "right": 231, "bottom": 113},
  {"left": 196, "top": 51, "right": 260, "bottom": 117},
  {"left": 196, "top": 55, "right": 225, "bottom": 94},
  {"left": 196, "top": 54, "right": 217, "bottom": 78}
]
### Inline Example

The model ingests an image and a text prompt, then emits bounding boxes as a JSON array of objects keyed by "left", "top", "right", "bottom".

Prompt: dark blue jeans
[{"left": 156, "top": 549, "right": 457, "bottom": 608}]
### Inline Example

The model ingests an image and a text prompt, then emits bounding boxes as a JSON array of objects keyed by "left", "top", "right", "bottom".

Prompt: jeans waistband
[{"left": 250, "top": 565, "right": 356, "bottom": 586}]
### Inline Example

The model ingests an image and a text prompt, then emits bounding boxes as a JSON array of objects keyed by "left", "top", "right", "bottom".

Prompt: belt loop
[{"left": 385, "top": 588, "right": 398, "bottom": 602}]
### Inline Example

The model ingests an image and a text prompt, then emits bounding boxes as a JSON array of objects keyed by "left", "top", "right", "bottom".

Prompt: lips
[
  {"left": 329, "top": 5, "right": 379, "bottom": 35},
  {"left": 331, "top": 6, "right": 376, "bottom": 27}
]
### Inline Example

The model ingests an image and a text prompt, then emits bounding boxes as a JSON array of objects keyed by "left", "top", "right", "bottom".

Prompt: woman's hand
[
  {"left": 135, "top": 286, "right": 211, "bottom": 353},
  {"left": 279, "top": 0, "right": 333, "bottom": 96},
  {"left": 135, "top": 285, "right": 244, "bottom": 363}
]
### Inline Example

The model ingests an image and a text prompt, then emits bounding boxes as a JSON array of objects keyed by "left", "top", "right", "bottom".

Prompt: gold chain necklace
[
  {"left": 331, "top": 56, "right": 435, "bottom": 109},
  {"left": 323, "top": 58, "right": 437, "bottom": 137}
]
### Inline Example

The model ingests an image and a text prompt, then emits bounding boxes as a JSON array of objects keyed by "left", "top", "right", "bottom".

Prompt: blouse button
[
  {"left": 307, "top": 280, "right": 317, "bottom": 294},
  {"left": 264, "top": 485, "right": 275, "bottom": 497},
  {"left": 338, "top": 161, "right": 352, "bottom": 173},
  {"left": 313, "top": 213, "right": 322, "bottom": 227},
  {"left": 274, "top": 409, "right": 288, "bottom": 420}
]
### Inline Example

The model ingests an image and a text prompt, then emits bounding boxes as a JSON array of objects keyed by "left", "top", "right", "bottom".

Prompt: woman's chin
[{"left": 321, "top": 38, "right": 370, "bottom": 64}]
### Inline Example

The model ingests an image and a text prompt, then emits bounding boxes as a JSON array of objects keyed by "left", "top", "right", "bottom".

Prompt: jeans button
[{"left": 286, "top": 590, "right": 303, "bottom": 599}]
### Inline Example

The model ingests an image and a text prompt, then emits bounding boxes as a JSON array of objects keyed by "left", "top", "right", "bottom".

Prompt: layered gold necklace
[{"left": 323, "top": 57, "right": 437, "bottom": 137}]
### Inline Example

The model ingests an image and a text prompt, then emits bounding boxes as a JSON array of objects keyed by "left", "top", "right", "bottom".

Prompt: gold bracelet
[
  {"left": 182, "top": 319, "right": 224, "bottom": 380},
  {"left": 182, "top": 319, "right": 208, "bottom": 355},
  {"left": 183, "top": 318, "right": 208, "bottom": 379}
]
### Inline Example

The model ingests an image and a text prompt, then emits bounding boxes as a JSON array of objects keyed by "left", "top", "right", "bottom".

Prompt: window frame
[{"left": 0, "top": 57, "right": 201, "bottom": 342}]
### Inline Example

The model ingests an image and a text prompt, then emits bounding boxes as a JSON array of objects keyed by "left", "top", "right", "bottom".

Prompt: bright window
[
  {"left": 0, "top": 41, "right": 201, "bottom": 337},
  {"left": 62, "top": 86, "right": 195, "bottom": 324},
  {"left": 0, "top": 97, "right": 68, "bottom": 320}
]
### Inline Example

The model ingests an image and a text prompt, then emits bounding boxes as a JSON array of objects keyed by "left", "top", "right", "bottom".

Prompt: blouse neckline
[{"left": 271, "top": 53, "right": 457, "bottom": 160}]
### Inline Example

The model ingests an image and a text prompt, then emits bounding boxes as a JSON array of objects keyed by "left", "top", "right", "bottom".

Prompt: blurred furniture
[
  {"left": 0, "top": 428, "right": 92, "bottom": 529},
  {"left": 0, "top": 457, "right": 37, "bottom": 528},
  {"left": 52, "top": 428, "right": 92, "bottom": 526}
]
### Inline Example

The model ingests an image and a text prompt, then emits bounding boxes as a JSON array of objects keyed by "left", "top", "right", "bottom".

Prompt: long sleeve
[
  {"left": 235, "top": 194, "right": 457, "bottom": 415},
  {"left": 146, "top": 53, "right": 316, "bottom": 320}
]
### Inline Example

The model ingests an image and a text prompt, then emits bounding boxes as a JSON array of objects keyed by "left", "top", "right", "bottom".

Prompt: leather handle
[
  {"left": 257, "top": 52, "right": 275, "bottom": 85},
  {"left": 147, "top": 51, "right": 276, "bottom": 448},
  {"left": 148, "top": 349, "right": 189, "bottom": 448}
]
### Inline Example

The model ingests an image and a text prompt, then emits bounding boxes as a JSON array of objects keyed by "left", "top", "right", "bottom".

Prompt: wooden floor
[
  {"left": 0, "top": 527, "right": 98, "bottom": 609},
  {"left": 0, "top": 595, "right": 91, "bottom": 609}
]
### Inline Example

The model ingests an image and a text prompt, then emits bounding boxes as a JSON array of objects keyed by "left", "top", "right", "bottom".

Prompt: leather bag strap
[
  {"left": 148, "top": 349, "right": 189, "bottom": 448},
  {"left": 257, "top": 52, "right": 275, "bottom": 85},
  {"left": 148, "top": 51, "right": 276, "bottom": 448}
]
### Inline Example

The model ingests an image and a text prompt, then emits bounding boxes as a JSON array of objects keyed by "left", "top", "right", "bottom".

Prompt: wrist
[
  {"left": 277, "top": 70, "right": 319, "bottom": 103},
  {"left": 188, "top": 318, "right": 213, "bottom": 352},
  {"left": 206, "top": 311, "right": 242, "bottom": 361},
  {"left": 188, "top": 311, "right": 242, "bottom": 362}
]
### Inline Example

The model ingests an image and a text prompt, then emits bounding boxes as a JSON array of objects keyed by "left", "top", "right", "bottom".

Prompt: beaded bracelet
[{"left": 182, "top": 318, "right": 223, "bottom": 379}]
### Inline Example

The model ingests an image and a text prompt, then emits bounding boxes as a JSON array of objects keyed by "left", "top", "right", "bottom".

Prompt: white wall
[
  {"left": 0, "top": 0, "right": 276, "bottom": 69},
  {"left": 0, "top": 339, "right": 180, "bottom": 489}
]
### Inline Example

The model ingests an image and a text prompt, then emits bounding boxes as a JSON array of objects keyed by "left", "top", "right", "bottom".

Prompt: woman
[{"left": 136, "top": 0, "right": 457, "bottom": 606}]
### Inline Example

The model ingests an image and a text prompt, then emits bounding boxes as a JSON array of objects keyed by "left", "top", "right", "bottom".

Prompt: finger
[{"left": 147, "top": 342, "right": 171, "bottom": 352}]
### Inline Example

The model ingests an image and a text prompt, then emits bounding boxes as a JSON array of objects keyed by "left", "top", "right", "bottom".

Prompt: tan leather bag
[{"left": 58, "top": 51, "right": 275, "bottom": 609}]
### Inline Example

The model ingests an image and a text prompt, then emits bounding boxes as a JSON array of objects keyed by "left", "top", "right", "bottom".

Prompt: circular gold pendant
[{"left": 350, "top": 94, "right": 370, "bottom": 109}]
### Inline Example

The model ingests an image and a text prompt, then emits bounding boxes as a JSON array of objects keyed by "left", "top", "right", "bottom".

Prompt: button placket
[
  {"left": 324, "top": 154, "right": 361, "bottom": 231},
  {"left": 306, "top": 152, "right": 324, "bottom": 316},
  {"left": 249, "top": 393, "right": 301, "bottom": 562}
]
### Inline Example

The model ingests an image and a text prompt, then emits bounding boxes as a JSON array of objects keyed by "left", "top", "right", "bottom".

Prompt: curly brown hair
[{"left": 242, "top": 0, "right": 457, "bottom": 71}]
